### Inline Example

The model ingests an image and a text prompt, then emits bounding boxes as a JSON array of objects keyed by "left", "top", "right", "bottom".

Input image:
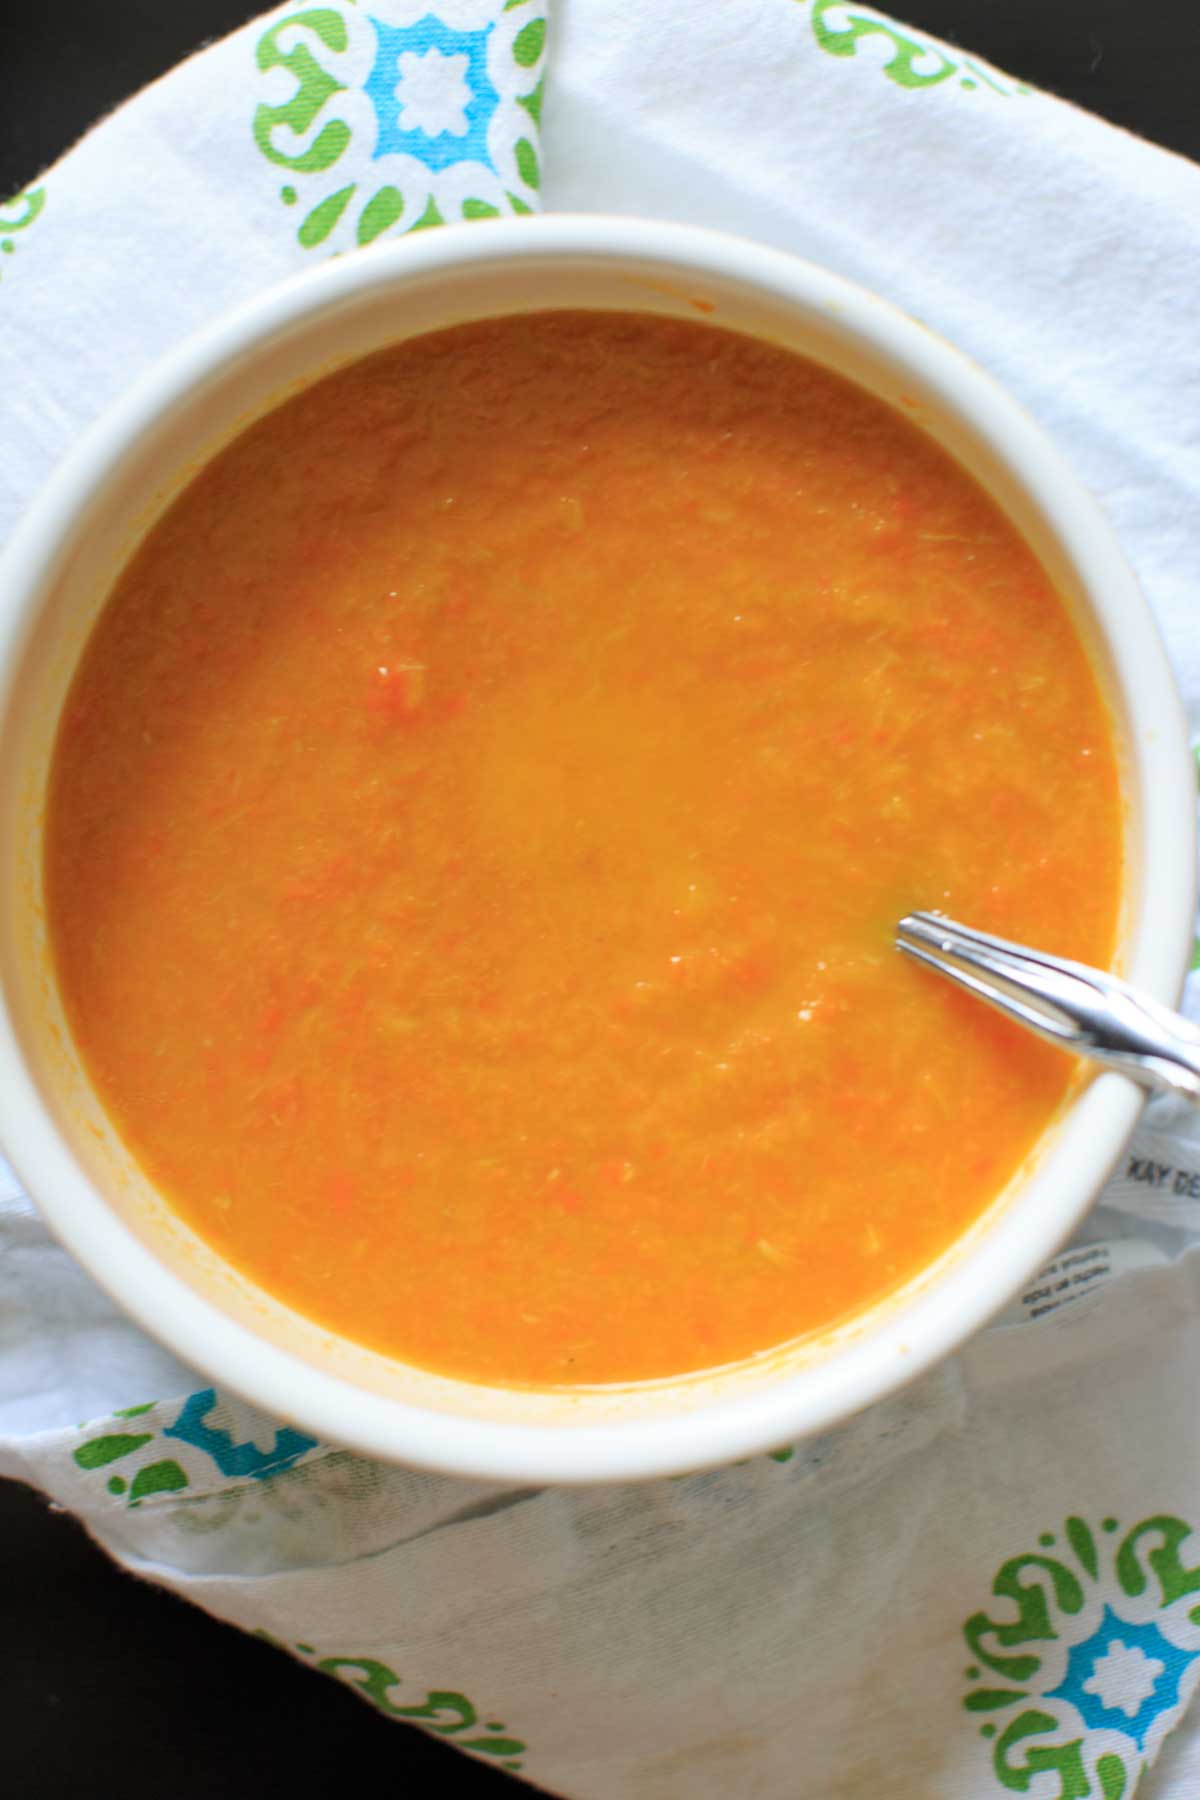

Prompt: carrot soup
[{"left": 45, "top": 311, "right": 1122, "bottom": 1387}]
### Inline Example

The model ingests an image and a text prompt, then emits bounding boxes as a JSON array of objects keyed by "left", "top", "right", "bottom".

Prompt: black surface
[
  {"left": 3, "top": 4, "right": 1199, "bottom": 1797},
  {"left": 891, "top": 0, "right": 1200, "bottom": 161},
  {"left": 3, "top": 0, "right": 1200, "bottom": 191},
  {"left": 2, "top": 1479, "right": 519, "bottom": 1798}
]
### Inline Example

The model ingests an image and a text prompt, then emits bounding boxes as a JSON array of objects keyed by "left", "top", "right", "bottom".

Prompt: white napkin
[{"left": 4, "top": 3, "right": 1200, "bottom": 1796}]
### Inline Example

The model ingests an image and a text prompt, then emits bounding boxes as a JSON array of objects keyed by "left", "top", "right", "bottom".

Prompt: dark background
[
  {"left": 2, "top": 4, "right": 1198, "bottom": 1796},
  {"left": 3, "top": 0, "right": 1200, "bottom": 190}
]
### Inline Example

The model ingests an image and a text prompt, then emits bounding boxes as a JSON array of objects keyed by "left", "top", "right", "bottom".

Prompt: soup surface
[{"left": 46, "top": 311, "right": 1122, "bottom": 1387}]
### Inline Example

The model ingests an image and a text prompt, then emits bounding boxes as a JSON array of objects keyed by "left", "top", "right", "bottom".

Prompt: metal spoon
[{"left": 896, "top": 911, "right": 1200, "bottom": 1103}]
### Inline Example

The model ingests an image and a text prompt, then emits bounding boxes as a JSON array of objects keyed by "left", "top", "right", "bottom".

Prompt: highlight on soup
[{"left": 45, "top": 311, "right": 1122, "bottom": 1387}]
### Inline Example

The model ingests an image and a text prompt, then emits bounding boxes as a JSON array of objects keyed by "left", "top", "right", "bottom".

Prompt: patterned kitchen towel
[
  {"left": 0, "top": 0, "right": 547, "bottom": 544},
  {"left": 4, "top": 3, "right": 1200, "bottom": 1797}
]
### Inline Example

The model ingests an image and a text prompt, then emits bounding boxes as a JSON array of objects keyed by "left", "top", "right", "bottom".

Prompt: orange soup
[{"left": 46, "top": 312, "right": 1122, "bottom": 1387}]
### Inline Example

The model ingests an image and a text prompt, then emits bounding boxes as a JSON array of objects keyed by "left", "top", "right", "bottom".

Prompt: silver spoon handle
[{"left": 896, "top": 911, "right": 1200, "bottom": 1103}]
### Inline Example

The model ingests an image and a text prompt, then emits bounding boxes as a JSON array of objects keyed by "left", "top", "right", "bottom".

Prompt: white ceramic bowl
[{"left": 0, "top": 217, "right": 1193, "bottom": 1483}]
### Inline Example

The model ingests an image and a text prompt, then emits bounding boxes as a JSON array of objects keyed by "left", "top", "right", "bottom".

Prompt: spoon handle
[{"left": 896, "top": 911, "right": 1200, "bottom": 1103}]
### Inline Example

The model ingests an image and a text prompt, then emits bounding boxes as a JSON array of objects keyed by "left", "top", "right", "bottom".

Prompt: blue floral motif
[
  {"left": 1045, "top": 1605, "right": 1200, "bottom": 1753},
  {"left": 963, "top": 1514, "right": 1200, "bottom": 1795},
  {"left": 163, "top": 1388, "right": 318, "bottom": 1481},
  {"left": 363, "top": 14, "right": 499, "bottom": 173}
]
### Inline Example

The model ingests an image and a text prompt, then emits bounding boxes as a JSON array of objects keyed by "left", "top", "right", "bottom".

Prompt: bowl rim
[{"left": 0, "top": 213, "right": 1193, "bottom": 1483}]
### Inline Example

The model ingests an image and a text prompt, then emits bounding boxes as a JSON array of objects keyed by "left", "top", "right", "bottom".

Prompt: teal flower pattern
[
  {"left": 365, "top": 14, "right": 500, "bottom": 171},
  {"left": 251, "top": 1, "right": 545, "bottom": 253},
  {"left": 72, "top": 1391, "right": 320, "bottom": 1506},
  {"left": 963, "top": 1514, "right": 1200, "bottom": 1797}
]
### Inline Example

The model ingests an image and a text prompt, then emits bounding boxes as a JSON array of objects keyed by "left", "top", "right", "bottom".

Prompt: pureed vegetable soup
[{"left": 46, "top": 312, "right": 1122, "bottom": 1388}]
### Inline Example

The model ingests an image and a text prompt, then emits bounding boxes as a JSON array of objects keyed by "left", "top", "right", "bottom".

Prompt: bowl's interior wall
[{"left": 0, "top": 245, "right": 1157, "bottom": 1434}]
